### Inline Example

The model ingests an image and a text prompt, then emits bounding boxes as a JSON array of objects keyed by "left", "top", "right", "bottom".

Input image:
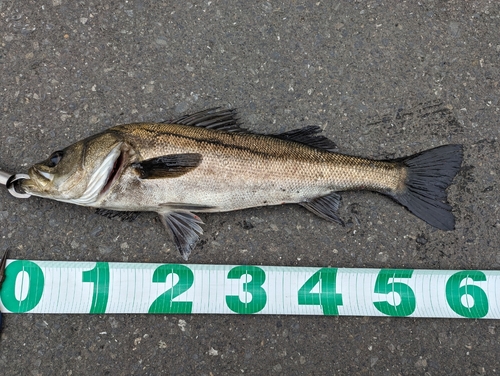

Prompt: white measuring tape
[{"left": 0, "top": 260, "right": 498, "bottom": 319}]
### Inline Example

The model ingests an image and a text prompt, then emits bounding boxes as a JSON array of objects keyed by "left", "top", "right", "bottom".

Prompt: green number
[
  {"left": 226, "top": 266, "right": 267, "bottom": 314},
  {"left": 0, "top": 260, "right": 44, "bottom": 313},
  {"left": 445, "top": 271, "right": 489, "bottom": 318},
  {"left": 82, "top": 262, "right": 110, "bottom": 314},
  {"left": 373, "top": 269, "right": 416, "bottom": 317},
  {"left": 148, "top": 264, "right": 194, "bottom": 314},
  {"left": 298, "top": 268, "right": 343, "bottom": 315}
]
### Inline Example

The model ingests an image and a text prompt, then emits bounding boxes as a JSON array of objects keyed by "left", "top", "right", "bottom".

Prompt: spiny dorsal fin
[
  {"left": 170, "top": 108, "right": 248, "bottom": 133},
  {"left": 273, "top": 126, "right": 337, "bottom": 152},
  {"left": 132, "top": 153, "right": 202, "bottom": 179}
]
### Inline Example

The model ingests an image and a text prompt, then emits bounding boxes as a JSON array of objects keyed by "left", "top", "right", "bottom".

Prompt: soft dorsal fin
[
  {"left": 170, "top": 108, "right": 248, "bottom": 133},
  {"left": 273, "top": 126, "right": 337, "bottom": 152}
]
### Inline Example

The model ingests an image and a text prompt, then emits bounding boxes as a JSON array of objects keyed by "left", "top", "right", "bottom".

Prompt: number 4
[{"left": 298, "top": 268, "right": 343, "bottom": 315}]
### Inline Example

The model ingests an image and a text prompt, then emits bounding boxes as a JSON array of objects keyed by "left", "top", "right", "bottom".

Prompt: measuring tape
[{"left": 0, "top": 260, "right": 498, "bottom": 319}]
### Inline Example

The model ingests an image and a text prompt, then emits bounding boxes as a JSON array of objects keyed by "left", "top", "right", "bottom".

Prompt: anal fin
[
  {"left": 159, "top": 211, "right": 204, "bottom": 260},
  {"left": 299, "top": 193, "right": 344, "bottom": 225}
]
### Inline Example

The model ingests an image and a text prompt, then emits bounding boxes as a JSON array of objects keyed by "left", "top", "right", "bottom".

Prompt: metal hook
[
  {"left": 0, "top": 170, "right": 31, "bottom": 198},
  {"left": 0, "top": 171, "right": 11, "bottom": 185}
]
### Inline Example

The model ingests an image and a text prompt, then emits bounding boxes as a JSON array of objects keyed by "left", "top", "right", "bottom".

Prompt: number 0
[{"left": 0, "top": 260, "right": 44, "bottom": 313}]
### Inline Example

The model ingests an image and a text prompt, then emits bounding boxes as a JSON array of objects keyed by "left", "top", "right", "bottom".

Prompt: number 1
[{"left": 82, "top": 262, "right": 110, "bottom": 314}]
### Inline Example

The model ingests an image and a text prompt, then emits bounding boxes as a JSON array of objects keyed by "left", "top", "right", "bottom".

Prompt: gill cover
[{"left": 22, "top": 132, "right": 126, "bottom": 205}]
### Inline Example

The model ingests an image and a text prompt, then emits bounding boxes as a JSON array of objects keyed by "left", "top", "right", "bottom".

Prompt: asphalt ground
[{"left": 1, "top": 0, "right": 499, "bottom": 374}]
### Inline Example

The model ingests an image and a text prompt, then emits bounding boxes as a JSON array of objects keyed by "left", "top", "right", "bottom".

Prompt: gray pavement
[{"left": 1, "top": 0, "right": 499, "bottom": 374}]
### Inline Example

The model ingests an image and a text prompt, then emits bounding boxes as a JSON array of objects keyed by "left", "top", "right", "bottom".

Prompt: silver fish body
[{"left": 21, "top": 109, "right": 463, "bottom": 259}]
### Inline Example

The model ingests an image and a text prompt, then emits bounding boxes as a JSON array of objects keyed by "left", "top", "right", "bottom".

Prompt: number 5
[{"left": 373, "top": 269, "right": 416, "bottom": 317}]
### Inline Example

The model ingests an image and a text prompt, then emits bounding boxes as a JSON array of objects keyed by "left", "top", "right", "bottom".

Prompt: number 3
[{"left": 226, "top": 266, "right": 267, "bottom": 314}]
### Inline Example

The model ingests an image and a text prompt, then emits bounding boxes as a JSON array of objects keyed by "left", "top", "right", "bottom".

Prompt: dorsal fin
[
  {"left": 169, "top": 108, "right": 248, "bottom": 133},
  {"left": 170, "top": 108, "right": 336, "bottom": 151},
  {"left": 273, "top": 126, "right": 337, "bottom": 152}
]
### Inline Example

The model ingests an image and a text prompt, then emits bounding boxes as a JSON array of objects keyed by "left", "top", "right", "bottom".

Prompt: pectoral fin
[
  {"left": 132, "top": 153, "right": 202, "bottom": 179},
  {"left": 159, "top": 211, "right": 204, "bottom": 260},
  {"left": 299, "top": 193, "right": 345, "bottom": 225}
]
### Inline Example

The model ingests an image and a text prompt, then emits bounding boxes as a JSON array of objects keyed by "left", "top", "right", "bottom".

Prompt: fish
[{"left": 18, "top": 108, "right": 463, "bottom": 259}]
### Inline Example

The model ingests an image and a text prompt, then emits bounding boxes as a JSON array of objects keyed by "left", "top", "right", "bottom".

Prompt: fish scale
[{"left": 115, "top": 122, "right": 403, "bottom": 194}]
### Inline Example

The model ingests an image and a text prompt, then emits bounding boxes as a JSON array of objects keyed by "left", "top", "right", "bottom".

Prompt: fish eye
[{"left": 47, "top": 150, "right": 64, "bottom": 167}]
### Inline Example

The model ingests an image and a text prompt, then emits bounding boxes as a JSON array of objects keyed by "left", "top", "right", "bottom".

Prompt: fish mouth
[
  {"left": 20, "top": 167, "right": 52, "bottom": 194},
  {"left": 101, "top": 148, "right": 126, "bottom": 195},
  {"left": 33, "top": 168, "right": 54, "bottom": 182}
]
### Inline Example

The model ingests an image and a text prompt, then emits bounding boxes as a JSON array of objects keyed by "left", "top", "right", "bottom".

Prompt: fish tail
[{"left": 389, "top": 144, "right": 463, "bottom": 230}]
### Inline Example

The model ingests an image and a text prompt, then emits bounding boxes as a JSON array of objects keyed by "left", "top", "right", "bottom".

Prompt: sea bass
[{"left": 19, "top": 108, "right": 463, "bottom": 259}]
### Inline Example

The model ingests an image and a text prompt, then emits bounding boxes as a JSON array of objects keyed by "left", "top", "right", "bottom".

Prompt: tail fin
[{"left": 390, "top": 144, "right": 463, "bottom": 230}]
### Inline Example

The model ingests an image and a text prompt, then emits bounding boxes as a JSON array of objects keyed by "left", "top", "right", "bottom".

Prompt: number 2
[{"left": 148, "top": 264, "right": 194, "bottom": 314}]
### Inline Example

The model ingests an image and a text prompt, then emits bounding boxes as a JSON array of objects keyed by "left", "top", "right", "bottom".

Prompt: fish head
[{"left": 21, "top": 131, "right": 132, "bottom": 206}]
